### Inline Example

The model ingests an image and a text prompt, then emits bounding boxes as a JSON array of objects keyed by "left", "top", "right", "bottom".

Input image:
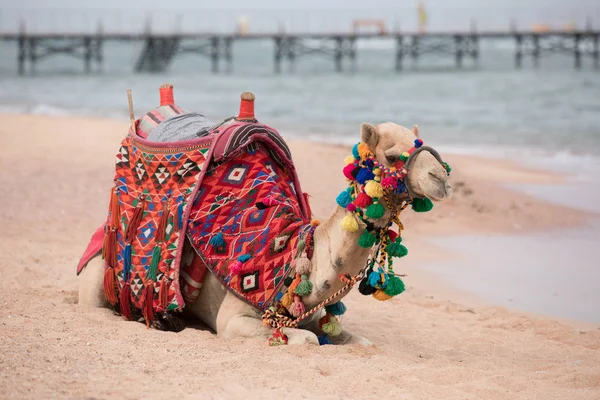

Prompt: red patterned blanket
[{"left": 77, "top": 119, "right": 311, "bottom": 324}]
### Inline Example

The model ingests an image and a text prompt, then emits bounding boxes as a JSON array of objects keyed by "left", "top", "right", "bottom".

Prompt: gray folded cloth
[{"left": 146, "top": 112, "right": 217, "bottom": 142}]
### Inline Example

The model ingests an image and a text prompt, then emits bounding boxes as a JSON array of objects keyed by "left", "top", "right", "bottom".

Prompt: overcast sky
[{"left": 1, "top": 0, "right": 598, "bottom": 33}]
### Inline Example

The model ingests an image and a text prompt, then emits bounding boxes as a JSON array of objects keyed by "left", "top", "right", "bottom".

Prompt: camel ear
[
  {"left": 413, "top": 124, "right": 420, "bottom": 138},
  {"left": 361, "top": 123, "right": 379, "bottom": 149}
]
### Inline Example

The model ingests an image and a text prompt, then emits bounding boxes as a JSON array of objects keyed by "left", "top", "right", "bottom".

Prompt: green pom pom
[
  {"left": 443, "top": 162, "right": 452, "bottom": 173},
  {"left": 365, "top": 202, "right": 385, "bottom": 219},
  {"left": 386, "top": 241, "right": 408, "bottom": 258},
  {"left": 358, "top": 231, "right": 377, "bottom": 248},
  {"left": 384, "top": 276, "right": 405, "bottom": 296},
  {"left": 294, "top": 274, "right": 313, "bottom": 296},
  {"left": 411, "top": 197, "right": 434, "bottom": 212}
]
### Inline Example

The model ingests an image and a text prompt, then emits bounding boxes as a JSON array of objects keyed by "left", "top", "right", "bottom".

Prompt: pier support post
[
  {"left": 454, "top": 35, "right": 464, "bottom": 68},
  {"left": 574, "top": 33, "right": 582, "bottom": 69},
  {"left": 410, "top": 36, "right": 420, "bottom": 66},
  {"left": 224, "top": 37, "right": 233, "bottom": 73},
  {"left": 349, "top": 37, "right": 357, "bottom": 73},
  {"left": 533, "top": 34, "right": 540, "bottom": 68},
  {"left": 18, "top": 26, "right": 26, "bottom": 75},
  {"left": 287, "top": 37, "right": 296, "bottom": 73},
  {"left": 515, "top": 34, "right": 523, "bottom": 68},
  {"left": 274, "top": 37, "right": 282, "bottom": 74},
  {"left": 334, "top": 37, "right": 343, "bottom": 72},
  {"left": 27, "top": 37, "right": 37, "bottom": 74},
  {"left": 84, "top": 36, "right": 92, "bottom": 73},
  {"left": 593, "top": 33, "right": 599, "bottom": 69},
  {"left": 395, "top": 35, "right": 404, "bottom": 71},
  {"left": 210, "top": 37, "right": 219, "bottom": 73}
]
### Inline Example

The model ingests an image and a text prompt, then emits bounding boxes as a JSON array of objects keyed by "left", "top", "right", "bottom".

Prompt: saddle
[{"left": 77, "top": 87, "right": 312, "bottom": 325}]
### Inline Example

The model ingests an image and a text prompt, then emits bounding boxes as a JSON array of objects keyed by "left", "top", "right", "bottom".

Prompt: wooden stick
[{"left": 127, "top": 89, "right": 135, "bottom": 133}]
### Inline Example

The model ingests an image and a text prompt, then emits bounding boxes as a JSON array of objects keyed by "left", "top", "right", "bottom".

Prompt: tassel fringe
[
  {"left": 119, "top": 283, "right": 132, "bottom": 320},
  {"left": 142, "top": 283, "right": 155, "bottom": 327},
  {"left": 103, "top": 267, "right": 118, "bottom": 305}
]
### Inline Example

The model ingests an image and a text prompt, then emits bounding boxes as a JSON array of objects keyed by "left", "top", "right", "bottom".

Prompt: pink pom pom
[
  {"left": 387, "top": 230, "right": 398, "bottom": 242},
  {"left": 343, "top": 164, "right": 357, "bottom": 180},
  {"left": 260, "top": 196, "right": 278, "bottom": 207},
  {"left": 230, "top": 261, "right": 243, "bottom": 275},
  {"left": 290, "top": 295, "right": 306, "bottom": 317},
  {"left": 381, "top": 177, "right": 398, "bottom": 189},
  {"left": 347, "top": 203, "right": 356, "bottom": 212}
]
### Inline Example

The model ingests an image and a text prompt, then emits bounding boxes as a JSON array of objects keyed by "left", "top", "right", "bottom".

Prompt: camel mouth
[{"left": 425, "top": 182, "right": 452, "bottom": 201}]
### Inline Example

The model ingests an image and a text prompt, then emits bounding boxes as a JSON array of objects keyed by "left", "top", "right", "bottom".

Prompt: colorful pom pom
[
  {"left": 386, "top": 240, "right": 408, "bottom": 258},
  {"left": 343, "top": 164, "right": 358, "bottom": 180},
  {"left": 372, "top": 289, "right": 393, "bottom": 301},
  {"left": 295, "top": 256, "right": 312, "bottom": 275},
  {"left": 230, "top": 260, "right": 243, "bottom": 275},
  {"left": 358, "top": 278, "right": 377, "bottom": 295},
  {"left": 336, "top": 189, "right": 352, "bottom": 208},
  {"left": 356, "top": 168, "right": 375, "bottom": 185},
  {"left": 352, "top": 144, "right": 360, "bottom": 159},
  {"left": 209, "top": 232, "right": 225, "bottom": 248},
  {"left": 357, "top": 143, "right": 371, "bottom": 159},
  {"left": 347, "top": 203, "right": 356, "bottom": 212},
  {"left": 341, "top": 214, "right": 359, "bottom": 232},
  {"left": 394, "top": 181, "right": 407, "bottom": 194},
  {"left": 412, "top": 197, "right": 434, "bottom": 212},
  {"left": 318, "top": 334, "right": 332, "bottom": 345},
  {"left": 414, "top": 138, "right": 423, "bottom": 148},
  {"left": 344, "top": 155, "right": 355, "bottom": 165},
  {"left": 354, "top": 193, "right": 373, "bottom": 208},
  {"left": 368, "top": 270, "right": 381, "bottom": 288},
  {"left": 238, "top": 254, "right": 251, "bottom": 263},
  {"left": 290, "top": 295, "right": 306, "bottom": 317},
  {"left": 443, "top": 161, "right": 452, "bottom": 174},
  {"left": 358, "top": 231, "right": 377, "bottom": 248},
  {"left": 364, "top": 181, "right": 384, "bottom": 198},
  {"left": 387, "top": 229, "right": 398, "bottom": 242},
  {"left": 381, "top": 176, "right": 398, "bottom": 189},
  {"left": 319, "top": 314, "right": 343, "bottom": 336},
  {"left": 294, "top": 274, "right": 313, "bottom": 296},
  {"left": 280, "top": 292, "right": 293, "bottom": 308},
  {"left": 399, "top": 152, "right": 410, "bottom": 161},
  {"left": 366, "top": 202, "right": 385, "bottom": 219},
  {"left": 384, "top": 275, "right": 405, "bottom": 296},
  {"left": 325, "top": 301, "right": 347, "bottom": 316}
]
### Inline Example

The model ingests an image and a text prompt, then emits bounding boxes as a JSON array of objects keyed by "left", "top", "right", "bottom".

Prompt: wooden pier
[{"left": 2, "top": 25, "right": 599, "bottom": 74}]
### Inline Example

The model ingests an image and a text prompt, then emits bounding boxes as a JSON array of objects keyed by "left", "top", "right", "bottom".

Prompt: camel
[{"left": 79, "top": 116, "right": 451, "bottom": 346}]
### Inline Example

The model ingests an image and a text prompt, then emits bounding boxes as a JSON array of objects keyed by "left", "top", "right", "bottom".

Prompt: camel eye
[{"left": 385, "top": 154, "right": 396, "bottom": 164}]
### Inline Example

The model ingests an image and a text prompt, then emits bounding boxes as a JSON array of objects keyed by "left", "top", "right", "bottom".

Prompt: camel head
[{"left": 361, "top": 122, "right": 452, "bottom": 202}]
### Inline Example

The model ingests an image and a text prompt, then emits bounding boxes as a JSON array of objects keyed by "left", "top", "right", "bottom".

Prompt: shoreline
[{"left": 1, "top": 113, "right": 599, "bottom": 399}]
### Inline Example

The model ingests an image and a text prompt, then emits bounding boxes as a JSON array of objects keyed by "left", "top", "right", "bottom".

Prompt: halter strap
[{"left": 403, "top": 145, "right": 446, "bottom": 199}]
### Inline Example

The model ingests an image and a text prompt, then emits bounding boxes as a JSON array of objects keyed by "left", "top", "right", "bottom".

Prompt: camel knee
[{"left": 78, "top": 255, "right": 108, "bottom": 308}]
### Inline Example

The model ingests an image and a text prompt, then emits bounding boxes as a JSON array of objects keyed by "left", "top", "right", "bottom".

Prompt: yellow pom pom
[
  {"left": 357, "top": 143, "right": 372, "bottom": 159},
  {"left": 344, "top": 155, "right": 355, "bottom": 165},
  {"left": 373, "top": 289, "right": 393, "bottom": 301},
  {"left": 364, "top": 181, "right": 384, "bottom": 198},
  {"left": 373, "top": 168, "right": 381, "bottom": 176},
  {"left": 280, "top": 292, "right": 293, "bottom": 308},
  {"left": 340, "top": 214, "right": 359, "bottom": 232}
]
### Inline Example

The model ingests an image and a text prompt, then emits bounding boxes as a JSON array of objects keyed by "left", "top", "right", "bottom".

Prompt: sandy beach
[{"left": 1, "top": 114, "right": 599, "bottom": 399}]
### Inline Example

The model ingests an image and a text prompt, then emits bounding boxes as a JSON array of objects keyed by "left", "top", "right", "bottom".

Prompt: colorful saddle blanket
[{"left": 77, "top": 120, "right": 311, "bottom": 323}]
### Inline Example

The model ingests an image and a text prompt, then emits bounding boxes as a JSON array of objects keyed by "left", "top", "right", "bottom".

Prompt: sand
[{"left": 0, "top": 114, "right": 598, "bottom": 399}]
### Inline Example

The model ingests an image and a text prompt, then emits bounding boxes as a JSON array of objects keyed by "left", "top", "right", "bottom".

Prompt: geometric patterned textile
[
  {"left": 105, "top": 133, "right": 210, "bottom": 315},
  {"left": 78, "top": 117, "right": 311, "bottom": 322},
  {"left": 185, "top": 143, "right": 310, "bottom": 311}
]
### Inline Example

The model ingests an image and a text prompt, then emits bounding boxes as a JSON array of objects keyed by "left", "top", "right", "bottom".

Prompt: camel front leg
[
  {"left": 327, "top": 328, "right": 373, "bottom": 346},
  {"left": 216, "top": 292, "right": 319, "bottom": 345}
]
